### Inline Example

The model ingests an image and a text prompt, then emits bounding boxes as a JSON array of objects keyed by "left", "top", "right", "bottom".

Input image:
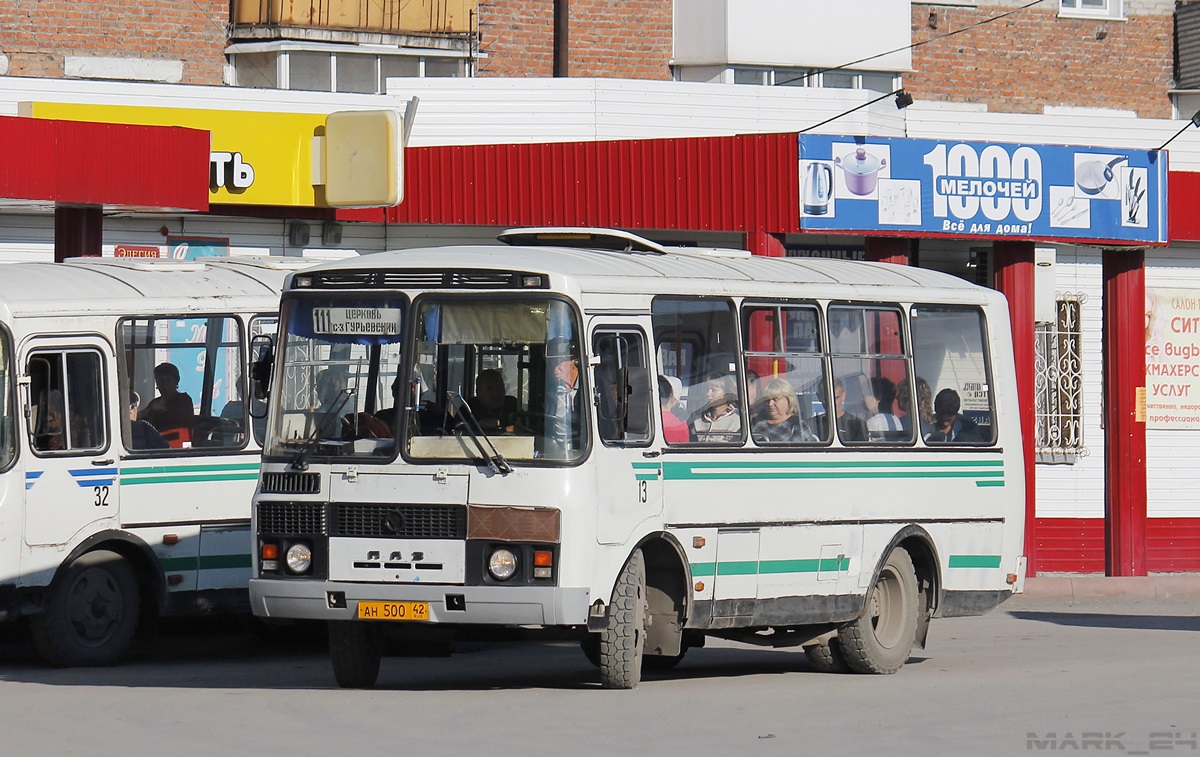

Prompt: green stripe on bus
[
  {"left": 976, "top": 480, "right": 1006, "bottom": 487},
  {"left": 634, "top": 474, "right": 659, "bottom": 481},
  {"left": 690, "top": 557, "right": 851, "bottom": 577},
  {"left": 122, "top": 473, "right": 261, "bottom": 485},
  {"left": 663, "top": 459, "right": 1002, "bottom": 472},
  {"left": 161, "top": 554, "right": 253, "bottom": 572},
  {"left": 122, "top": 463, "right": 261, "bottom": 475},
  {"left": 948, "top": 555, "right": 1003, "bottom": 569},
  {"left": 666, "top": 470, "right": 1002, "bottom": 481},
  {"left": 631, "top": 462, "right": 661, "bottom": 470}
]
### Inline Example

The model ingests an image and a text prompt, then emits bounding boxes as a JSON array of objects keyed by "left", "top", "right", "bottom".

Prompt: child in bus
[
  {"left": 866, "top": 376, "right": 904, "bottom": 440},
  {"left": 691, "top": 374, "right": 740, "bottom": 442}
]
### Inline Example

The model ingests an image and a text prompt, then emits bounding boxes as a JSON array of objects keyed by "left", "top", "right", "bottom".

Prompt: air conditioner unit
[
  {"left": 288, "top": 222, "right": 310, "bottom": 247},
  {"left": 322, "top": 222, "right": 343, "bottom": 246}
]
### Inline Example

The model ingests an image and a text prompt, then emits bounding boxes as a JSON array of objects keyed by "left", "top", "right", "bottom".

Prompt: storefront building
[{"left": 2, "top": 75, "right": 1200, "bottom": 576}]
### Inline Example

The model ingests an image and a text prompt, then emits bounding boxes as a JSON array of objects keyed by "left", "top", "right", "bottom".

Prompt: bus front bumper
[{"left": 249, "top": 579, "right": 592, "bottom": 627}]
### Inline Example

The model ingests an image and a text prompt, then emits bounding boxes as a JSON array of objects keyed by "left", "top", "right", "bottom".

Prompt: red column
[
  {"left": 1102, "top": 249, "right": 1148, "bottom": 576},
  {"left": 54, "top": 205, "right": 103, "bottom": 262},
  {"left": 744, "top": 231, "right": 786, "bottom": 257},
  {"left": 992, "top": 241, "right": 1037, "bottom": 576},
  {"left": 864, "top": 237, "right": 911, "bottom": 265}
]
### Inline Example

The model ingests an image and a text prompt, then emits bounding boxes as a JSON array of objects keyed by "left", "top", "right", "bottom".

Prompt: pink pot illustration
[{"left": 835, "top": 147, "right": 887, "bottom": 196}]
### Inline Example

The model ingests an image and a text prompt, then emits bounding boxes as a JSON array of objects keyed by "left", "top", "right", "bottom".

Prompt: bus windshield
[
  {"left": 406, "top": 296, "right": 585, "bottom": 464},
  {"left": 0, "top": 330, "right": 14, "bottom": 470},
  {"left": 265, "top": 295, "right": 406, "bottom": 461},
  {"left": 265, "top": 293, "right": 586, "bottom": 465}
]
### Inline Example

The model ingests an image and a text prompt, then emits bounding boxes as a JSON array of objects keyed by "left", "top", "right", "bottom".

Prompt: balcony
[{"left": 231, "top": 0, "right": 476, "bottom": 38}]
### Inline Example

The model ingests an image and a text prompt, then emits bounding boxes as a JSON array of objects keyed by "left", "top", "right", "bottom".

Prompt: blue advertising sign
[{"left": 798, "top": 135, "right": 1167, "bottom": 245}]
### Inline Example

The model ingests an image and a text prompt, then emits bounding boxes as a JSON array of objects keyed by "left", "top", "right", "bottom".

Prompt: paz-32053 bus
[
  {"left": 248, "top": 229, "right": 1025, "bottom": 689},
  {"left": 0, "top": 255, "right": 313, "bottom": 666}
]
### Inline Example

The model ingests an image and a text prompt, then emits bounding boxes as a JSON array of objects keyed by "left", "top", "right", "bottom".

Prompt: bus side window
[
  {"left": 592, "top": 329, "right": 653, "bottom": 447},
  {"left": 652, "top": 298, "right": 745, "bottom": 446},
  {"left": 910, "top": 306, "right": 995, "bottom": 445},
  {"left": 27, "top": 350, "right": 107, "bottom": 455}
]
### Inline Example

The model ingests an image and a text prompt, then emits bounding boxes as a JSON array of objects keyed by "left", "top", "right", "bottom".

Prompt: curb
[{"left": 1022, "top": 575, "right": 1200, "bottom": 601}]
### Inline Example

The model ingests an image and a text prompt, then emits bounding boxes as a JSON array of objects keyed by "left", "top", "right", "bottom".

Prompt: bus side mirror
[{"left": 249, "top": 335, "right": 275, "bottom": 405}]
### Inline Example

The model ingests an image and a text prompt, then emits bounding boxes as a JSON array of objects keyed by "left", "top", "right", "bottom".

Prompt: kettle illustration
[{"left": 803, "top": 162, "right": 833, "bottom": 216}]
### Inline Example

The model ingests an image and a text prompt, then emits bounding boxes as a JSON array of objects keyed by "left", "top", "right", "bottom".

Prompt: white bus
[
  {"left": 0, "top": 255, "right": 313, "bottom": 666},
  {"left": 248, "top": 229, "right": 1026, "bottom": 689}
]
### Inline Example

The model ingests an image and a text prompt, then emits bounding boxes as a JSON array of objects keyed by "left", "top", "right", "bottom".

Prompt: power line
[{"left": 775, "top": 0, "right": 1047, "bottom": 87}]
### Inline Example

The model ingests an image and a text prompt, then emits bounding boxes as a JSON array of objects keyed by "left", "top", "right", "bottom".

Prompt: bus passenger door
[
  {"left": 590, "top": 325, "right": 661, "bottom": 545},
  {"left": 21, "top": 340, "right": 117, "bottom": 548}
]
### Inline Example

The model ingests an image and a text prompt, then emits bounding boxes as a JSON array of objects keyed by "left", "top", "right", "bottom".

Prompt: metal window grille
[{"left": 1034, "top": 295, "right": 1087, "bottom": 463}]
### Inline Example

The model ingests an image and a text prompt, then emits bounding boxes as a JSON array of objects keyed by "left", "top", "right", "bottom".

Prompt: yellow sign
[{"left": 27, "top": 102, "right": 326, "bottom": 207}]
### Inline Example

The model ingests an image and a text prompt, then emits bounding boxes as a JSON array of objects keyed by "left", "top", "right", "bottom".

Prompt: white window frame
[{"left": 1058, "top": 0, "right": 1124, "bottom": 21}]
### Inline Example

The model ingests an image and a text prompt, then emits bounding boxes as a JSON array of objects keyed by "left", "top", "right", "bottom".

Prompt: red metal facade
[
  {"left": 0, "top": 116, "right": 210, "bottom": 211},
  {"left": 342, "top": 133, "right": 800, "bottom": 232},
  {"left": 1169, "top": 170, "right": 1200, "bottom": 241}
]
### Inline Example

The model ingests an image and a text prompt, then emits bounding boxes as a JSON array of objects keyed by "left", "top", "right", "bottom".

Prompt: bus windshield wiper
[
  {"left": 447, "top": 391, "right": 512, "bottom": 475},
  {"left": 290, "top": 388, "right": 356, "bottom": 471}
]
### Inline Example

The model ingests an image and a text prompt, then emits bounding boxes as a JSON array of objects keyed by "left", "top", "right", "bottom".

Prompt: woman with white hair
[{"left": 751, "top": 378, "right": 816, "bottom": 443}]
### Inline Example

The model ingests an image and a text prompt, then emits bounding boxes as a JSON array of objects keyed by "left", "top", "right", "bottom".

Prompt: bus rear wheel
[
  {"left": 329, "top": 620, "right": 383, "bottom": 689},
  {"left": 598, "top": 549, "right": 647, "bottom": 689},
  {"left": 804, "top": 637, "right": 849, "bottom": 673},
  {"left": 839, "top": 547, "right": 919, "bottom": 675},
  {"left": 31, "top": 550, "right": 140, "bottom": 667}
]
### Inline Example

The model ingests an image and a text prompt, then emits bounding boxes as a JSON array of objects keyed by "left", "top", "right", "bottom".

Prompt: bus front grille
[
  {"left": 258, "top": 502, "right": 327, "bottom": 535},
  {"left": 261, "top": 471, "right": 321, "bottom": 495},
  {"left": 333, "top": 504, "right": 466, "bottom": 539}
]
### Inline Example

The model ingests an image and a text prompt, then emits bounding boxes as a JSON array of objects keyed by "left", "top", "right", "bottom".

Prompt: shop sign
[
  {"left": 114, "top": 244, "right": 161, "bottom": 258},
  {"left": 1146, "top": 287, "right": 1200, "bottom": 428},
  {"left": 28, "top": 102, "right": 326, "bottom": 208},
  {"left": 798, "top": 135, "right": 1167, "bottom": 245}
]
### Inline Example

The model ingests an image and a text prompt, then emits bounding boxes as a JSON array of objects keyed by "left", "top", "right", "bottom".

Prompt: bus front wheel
[
  {"left": 31, "top": 549, "right": 140, "bottom": 667},
  {"left": 329, "top": 620, "right": 383, "bottom": 688},
  {"left": 598, "top": 548, "right": 647, "bottom": 689},
  {"left": 839, "top": 547, "right": 919, "bottom": 675}
]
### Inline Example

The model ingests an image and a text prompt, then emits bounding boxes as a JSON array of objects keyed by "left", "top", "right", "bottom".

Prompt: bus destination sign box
[{"left": 312, "top": 307, "right": 403, "bottom": 336}]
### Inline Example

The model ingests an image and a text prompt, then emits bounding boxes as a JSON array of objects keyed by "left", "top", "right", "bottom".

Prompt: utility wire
[{"left": 775, "top": 0, "right": 1047, "bottom": 87}]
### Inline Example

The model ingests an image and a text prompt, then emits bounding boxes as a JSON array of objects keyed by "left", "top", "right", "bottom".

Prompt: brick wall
[
  {"left": 477, "top": 0, "right": 671, "bottom": 78},
  {"left": 909, "top": 4, "right": 1174, "bottom": 118},
  {"left": 0, "top": 0, "right": 228, "bottom": 85}
]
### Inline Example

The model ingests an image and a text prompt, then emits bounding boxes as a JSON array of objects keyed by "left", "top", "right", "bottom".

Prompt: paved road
[{"left": 1, "top": 594, "right": 1198, "bottom": 757}]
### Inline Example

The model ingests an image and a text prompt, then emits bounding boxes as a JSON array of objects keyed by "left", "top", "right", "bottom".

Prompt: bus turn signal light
[{"left": 261, "top": 543, "right": 279, "bottom": 560}]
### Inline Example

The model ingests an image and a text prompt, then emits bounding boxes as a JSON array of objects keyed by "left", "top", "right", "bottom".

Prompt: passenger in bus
[
  {"left": 898, "top": 376, "right": 935, "bottom": 438},
  {"left": 926, "top": 388, "right": 984, "bottom": 443},
  {"left": 691, "top": 374, "right": 740, "bottom": 442},
  {"left": 129, "top": 391, "right": 169, "bottom": 450},
  {"left": 833, "top": 377, "right": 867, "bottom": 442},
  {"left": 751, "top": 378, "right": 817, "bottom": 443},
  {"left": 658, "top": 375, "right": 690, "bottom": 443},
  {"left": 867, "top": 377, "right": 904, "bottom": 440},
  {"left": 548, "top": 338, "right": 582, "bottom": 446},
  {"left": 139, "top": 362, "right": 195, "bottom": 448},
  {"left": 470, "top": 369, "right": 517, "bottom": 433},
  {"left": 33, "top": 389, "right": 66, "bottom": 451},
  {"left": 373, "top": 377, "right": 404, "bottom": 428}
]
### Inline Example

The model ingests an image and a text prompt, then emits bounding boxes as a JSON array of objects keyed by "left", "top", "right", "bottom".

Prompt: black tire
[
  {"left": 804, "top": 637, "right": 849, "bottom": 673},
  {"left": 839, "top": 547, "right": 919, "bottom": 675},
  {"left": 30, "top": 550, "right": 140, "bottom": 667},
  {"left": 329, "top": 620, "right": 383, "bottom": 689},
  {"left": 598, "top": 549, "right": 647, "bottom": 689}
]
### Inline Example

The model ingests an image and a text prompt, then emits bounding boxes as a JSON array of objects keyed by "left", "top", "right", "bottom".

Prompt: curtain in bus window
[{"left": 910, "top": 306, "right": 995, "bottom": 444}]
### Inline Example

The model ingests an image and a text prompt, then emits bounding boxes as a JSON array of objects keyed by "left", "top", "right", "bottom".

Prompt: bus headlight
[
  {"left": 487, "top": 548, "right": 518, "bottom": 581},
  {"left": 286, "top": 543, "right": 313, "bottom": 574}
]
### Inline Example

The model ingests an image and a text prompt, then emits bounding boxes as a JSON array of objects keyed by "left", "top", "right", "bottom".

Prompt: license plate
[{"left": 356, "top": 601, "right": 430, "bottom": 621}]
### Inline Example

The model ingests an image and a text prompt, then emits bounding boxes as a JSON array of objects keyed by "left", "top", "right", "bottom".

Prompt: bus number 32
[{"left": 94, "top": 486, "right": 110, "bottom": 507}]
